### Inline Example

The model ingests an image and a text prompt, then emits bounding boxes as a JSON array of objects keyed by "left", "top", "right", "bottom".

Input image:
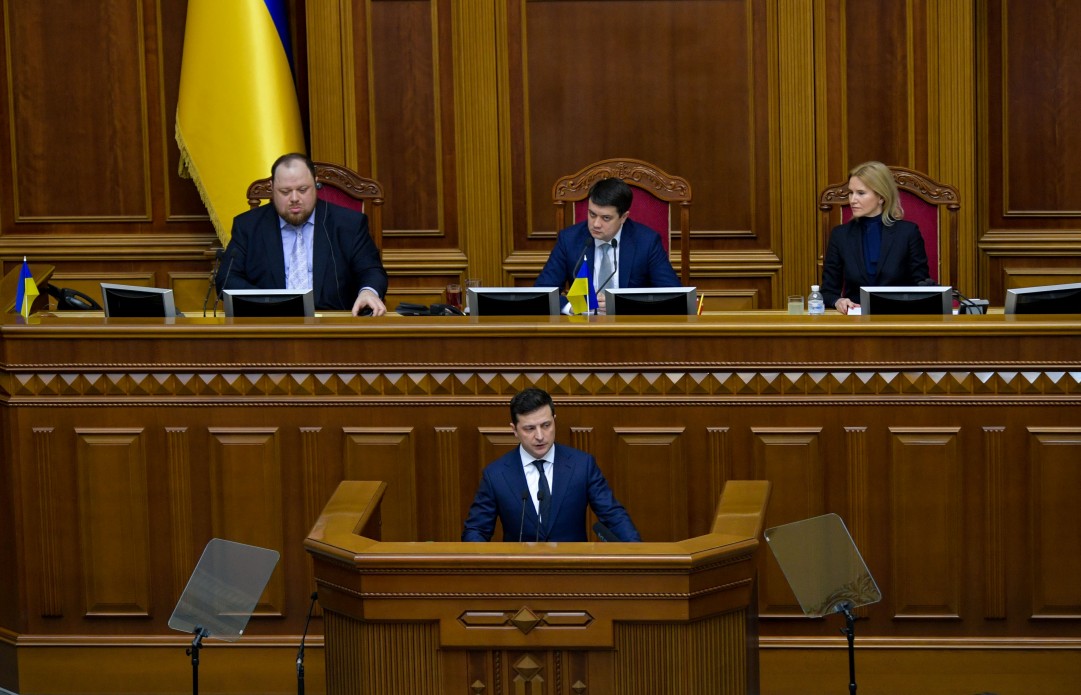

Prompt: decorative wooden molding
[
  {"left": 34, "top": 427, "right": 63, "bottom": 617},
  {"left": 983, "top": 425, "right": 1006, "bottom": 619},
  {"left": 435, "top": 426, "right": 460, "bottom": 540},
  {"left": 165, "top": 427, "right": 193, "bottom": 604}
]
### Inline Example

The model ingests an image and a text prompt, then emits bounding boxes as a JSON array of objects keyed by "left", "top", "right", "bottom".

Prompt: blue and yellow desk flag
[
  {"left": 175, "top": 0, "right": 306, "bottom": 244},
  {"left": 15, "top": 257, "right": 39, "bottom": 319},
  {"left": 566, "top": 254, "right": 598, "bottom": 315}
]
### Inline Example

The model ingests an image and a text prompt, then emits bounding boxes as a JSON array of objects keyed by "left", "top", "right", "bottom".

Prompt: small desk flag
[
  {"left": 566, "top": 254, "right": 598, "bottom": 315},
  {"left": 15, "top": 257, "right": 39, "bottom": 319}
]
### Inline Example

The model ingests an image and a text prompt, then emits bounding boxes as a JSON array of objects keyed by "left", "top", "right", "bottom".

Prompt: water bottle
[{"left": 807, "top": 285, "right": 825, "bottom": 315}]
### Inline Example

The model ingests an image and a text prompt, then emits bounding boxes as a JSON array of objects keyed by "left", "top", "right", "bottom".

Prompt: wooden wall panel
[
  {"left": 4, "top": 3, "right": 149, "bottom": 220},
  {"left": 207, "top": 428, "right": 285, "bottom": 616},
  {"left": 752, "top": 428, "right": 824, "bottom": 616},
  {"left": 612, "top": 428, "right": 687, "bottom": 542},
  {"left": 1028, "top": 428, "right": 1081, "bottom": 618},
  {"left": 889, "top": 428, "right": 962, "bottom": 619},
  {"left": 342, "top": 427, "right": 418, "bottom": 541},
  {"left": 75, "top": 429, "right": 151, "bottom": 617}
]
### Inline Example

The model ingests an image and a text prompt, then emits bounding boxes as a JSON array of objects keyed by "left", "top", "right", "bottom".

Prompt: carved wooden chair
[
  {"left": 818, "top": 166, "right": 960, "bottom": 286},
  {"left": 552, "top": 158, "right": 693, "bottom": 286},
  {"left": 246, "top": 161, "right": 386, "bottom": 247}
]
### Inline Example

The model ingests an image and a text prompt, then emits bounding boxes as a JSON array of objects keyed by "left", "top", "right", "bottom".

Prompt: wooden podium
[{"left": 305, "top": 480, "right": 770, "bottom": 695}]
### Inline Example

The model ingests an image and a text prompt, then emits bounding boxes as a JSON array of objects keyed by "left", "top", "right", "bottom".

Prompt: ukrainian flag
[
  {"left": 15, "top": 257, "right": 39, "bottom": 320},
  {"left": 176, "top": 0, "right": 306, "bottom": 244},
  {"left": 566, "top": 254, "right": 598, "bottom": 315}
]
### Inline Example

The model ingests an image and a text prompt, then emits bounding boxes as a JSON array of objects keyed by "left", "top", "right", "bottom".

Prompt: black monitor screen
[
  {"left": 223, "top": 290, "right": 315, "bottom": 318},
  {"left": 858, "top": 286, "right": 952, "bottom": 315},
  {"left": 469, "top": 287, "right": 559, "bottom": 316},
  {"left": 1005, "top": 282, "right": 1081, "bottom": 314},
  {"left": 604, "top": 288, "right": 697, "bottom": 316},
  {"left": 101, "top": 283, "right": 176, "bottom": 318}
]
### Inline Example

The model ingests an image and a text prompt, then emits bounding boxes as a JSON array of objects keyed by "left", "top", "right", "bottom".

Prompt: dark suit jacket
[
  {"left": 217, "top": 200, "right": 388, "bottom": 310},
  {"left": 462, "top": 444, "right": 641, "bottom": 542},
  {"left": 821, "top": 218, "right": 931, "bottom": 307},
  {"left": 534, "top": 219, "right": 680, "bottom": 300}
]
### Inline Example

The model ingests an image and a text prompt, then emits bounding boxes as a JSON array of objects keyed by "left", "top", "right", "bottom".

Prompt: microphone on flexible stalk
[
  {"left": 597, "top": 238, "right": 619, "bottom": 291},
  {"left": 202, "top": 249, "right": 224, "bottom": 317},
  {"left": 517, "top": 491, "right": 529, "bottom": 542},
  {"left": 570, "top": 236, "right": 593, "bottom": 278},
  {"left": 215, "top": 248, "right": 236, "bottom": 317},
  {"left": 535, "top": 489, "right": 546, "bottom": 543},
  {"left": 296, "top": 591, "right": 318, "bottom": 695}
]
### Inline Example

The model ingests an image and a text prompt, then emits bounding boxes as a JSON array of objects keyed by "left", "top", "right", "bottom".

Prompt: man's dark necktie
[{"left": 534, "top": 460, "right": 551, "bottom": 522}]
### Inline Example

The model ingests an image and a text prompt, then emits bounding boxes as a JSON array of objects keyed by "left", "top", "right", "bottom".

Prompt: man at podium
[{"left": 462, "top": 388, "right": 641, "bottom": 542}]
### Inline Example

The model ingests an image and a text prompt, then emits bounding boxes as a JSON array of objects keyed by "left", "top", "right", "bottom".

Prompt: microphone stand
[
  {"left": 186, "top": 625, "right": 208, "bottom": 695},
  {"left": 297, "top": 592, "right": 318, "bottom": 695},
  {"left": 838, "top": 601, "right": 858, "bottom": 695},
  {"left": 518, "top": 491, "right": 529, "bottom": 542}
]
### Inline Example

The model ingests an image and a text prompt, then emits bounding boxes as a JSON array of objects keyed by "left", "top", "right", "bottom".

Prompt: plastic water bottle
[{"left": 807, "top": 285, "right": 825, "bottom": 315}]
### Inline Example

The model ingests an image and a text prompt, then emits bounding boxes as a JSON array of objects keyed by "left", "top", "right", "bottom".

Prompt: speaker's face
[
  {"left": 272, "top": 162, "right": 318, "bottom": 226},
  {"left": 511, "top": 405, "right": 556, "bottom": 460},
  {"left": 847, "top": 175, "right": 884, "bottom": 218}
]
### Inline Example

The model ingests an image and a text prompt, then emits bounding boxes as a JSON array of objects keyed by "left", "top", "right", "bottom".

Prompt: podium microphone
[
  {"left": 297, "top": 591, "right": 318, "bottom": 695},
  {"left": 570, "top": 236, "right": 593, "bottom": 278},
  {"left": 215, "top": 249, "right": 236, "bottom": 317},
  {"left": 535, "top": 489, "right": 546, "bottom": 542},
  {"left": 202, "top": 249, "right": 223, "bottom": 317},
  {"left": 517, "top": 491, "right": 529, "bottom": 542},
  {"left": 593, "top": 521, "right": 619, "bottom": 542}
]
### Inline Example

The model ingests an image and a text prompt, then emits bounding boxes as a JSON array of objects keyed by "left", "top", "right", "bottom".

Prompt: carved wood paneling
[
  {"left": 983, "top": 426, "right": 1007, "bottom": 619},
  {"left": 890, "top": 428, "right": 962, "bottom": 618},
  {"left": 342, "top": 427, "right": 418, "bottom": 541},
  {"left": 435, "top": 426, "right": 460, "bottom": 541},
  {"left": 4, "top": 3, "right": 150, "bottom": 221},
  {"left": 75, "top": 429, "right": 151, "bottom": 616},
  {"left": 613, "top": 428, "right": 687, "bottom": 542},
  {"left": 1028, "top": 428, "right": 1081, "bottom": 618},
  {"left": 165, "top": 427, "right": 193, "bottom": 604},
  {"left": 32, "top": 426, "right": 62, "bottom": 617},
  {"left": 752, "top": 428, "right": 824, "bottom": 616},
  {"left": 325, "top": 612, "right": 441, "bottom": 693},
  {"left": 207, "top": 428, "right": 285, "bottom": 616},
  {"left": 844, "top": 425, "right": 871, "bottom": 619}
]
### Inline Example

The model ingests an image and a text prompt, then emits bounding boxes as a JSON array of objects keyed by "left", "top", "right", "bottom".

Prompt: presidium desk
[{"left": 1, "top": 312, "right": 1080, "bottom": 694}]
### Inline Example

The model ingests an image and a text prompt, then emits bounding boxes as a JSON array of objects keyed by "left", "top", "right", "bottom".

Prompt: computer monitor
[
  {"left": 1004, "top": 282, "right": 1081, "bottom": 314},
  {"left": 603, "top": 287, "right": 697, "bottom": 316},
  {"left": 468, "top": 287, "right": 559, "bottom": 316},
  {"left": 223, "top": 289, "right": 315, "bottom": 318},
  {"left": 858, "top": 286, "right": 952, "bottom": 315},
  {"left": 100, "top": 283, "right": 177, "bottom": 318}
]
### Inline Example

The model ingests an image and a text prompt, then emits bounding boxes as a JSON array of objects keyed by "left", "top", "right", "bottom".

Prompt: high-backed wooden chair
[
  {"left": 818, "top": 166, "right": 960, "bottom": 286},
  {"left": 246, "top": 161, "right": 385, "bottom": 247},
  {"left": 552, "top": 158, "right": 692, "bottom": 286}
]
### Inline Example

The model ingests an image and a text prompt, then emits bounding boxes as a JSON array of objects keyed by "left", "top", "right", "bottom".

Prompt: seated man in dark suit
[
  {"left": 535, "top": 177, "right": 679, "bottom": 314},
  {"left": 217, "top": 153, "right": 388, "bottom": 316},
  {"left": 462, "top": 388, "right": 641, "bottom": 543}
]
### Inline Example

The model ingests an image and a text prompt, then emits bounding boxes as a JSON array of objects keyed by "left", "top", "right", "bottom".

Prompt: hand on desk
[
  {"left": 352, "top": 288, "right": 386, "bottom": 317},
  {"left": 835, "top": 298, "right": 860, "bottom": 315}
]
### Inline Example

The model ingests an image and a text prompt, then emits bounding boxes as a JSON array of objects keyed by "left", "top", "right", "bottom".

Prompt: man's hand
[
  {"left": 352, "top": 288, "right": 386, "bottom": 317},
  {"left": 835, "top": 297, "right": 859, "bottom": 315},
  {"left": 596, "top": 292, "right": 607, "bottom": 315}
]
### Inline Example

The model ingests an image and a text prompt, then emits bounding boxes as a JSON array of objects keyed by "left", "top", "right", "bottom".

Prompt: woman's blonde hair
[{"left": 849, "top": 161, "right": 903, "bottom": 226}]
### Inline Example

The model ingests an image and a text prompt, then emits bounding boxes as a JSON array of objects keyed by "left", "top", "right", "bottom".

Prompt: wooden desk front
[{"left": 1, "top": 313, "right": 1079, "bottom": 693}]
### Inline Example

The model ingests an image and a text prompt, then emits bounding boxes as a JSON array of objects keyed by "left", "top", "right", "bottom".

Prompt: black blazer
[
  {"left": 217, "top": 200, "right": 388, "bottom": 310},
  {"left": 821, "top": 218, "right": 931, "bottom": 307}
]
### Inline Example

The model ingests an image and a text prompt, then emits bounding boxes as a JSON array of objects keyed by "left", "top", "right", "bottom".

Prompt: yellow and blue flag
[
  {"left": 15, "top": 257, "right": 39, "bottom": 319},
  {"left": 175, "top": 0, "right": 306, "bottom": 244},
  {"left": 566, "top": 254, "right": 598, "bottom": 315}
]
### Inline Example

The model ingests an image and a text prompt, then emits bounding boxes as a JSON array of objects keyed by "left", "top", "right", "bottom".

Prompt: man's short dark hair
[
  {"left": 587, "top": 177, "right": 633, "bottom": 216},
  {"left": 271, "top": 153, "right": 317, "bottom": 182},
  {"left": 510, "top": 388, "right": 555, "bottom": 424}
]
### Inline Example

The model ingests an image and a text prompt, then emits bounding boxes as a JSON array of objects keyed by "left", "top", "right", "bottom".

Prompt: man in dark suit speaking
[
  {"left": 462, "top": 388, "right": 641, "bottom": 543},
  {"left": 534, "top": 177, "right": 679, "bottom": 314},
  {"left": 216, "top": 153, "right": 388, "bottom": 316}
]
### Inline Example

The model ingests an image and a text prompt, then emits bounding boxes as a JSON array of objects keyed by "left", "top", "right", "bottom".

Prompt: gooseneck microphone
[
  {"left": 598, "top": 238, "right": 619, "bottom": 291},
  {"left": 202, "top": 249, "right": 223, "bottom": 317},
  {"left": 517, "top": 491, "right": 529, "bottom": 542},
  {"left": 215, "top": 248, "right": 236, "bottom": 317},
  {"left": 593, "top": 521, "right": 619, "bottom": 542},
  {"left": 570, "top": 236, "right": 593, "bottom": 279},
  {"left": 296, "top": 591, "right": 318, "bottom": 695},
  {"left": 535, "top": 489, "right": 546, "bottom": 542}
]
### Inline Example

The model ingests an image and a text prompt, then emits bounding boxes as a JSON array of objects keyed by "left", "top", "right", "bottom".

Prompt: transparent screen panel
[
  {"left": 764, "top": 513, "right": 881, "bottom": 617},
  {"left": 169, "top": 539, "right": 279, "bottom": 641}
]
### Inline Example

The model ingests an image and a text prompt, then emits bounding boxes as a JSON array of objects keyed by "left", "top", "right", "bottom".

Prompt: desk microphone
[
  {"left": 517, "top": 491, "right": 529, "bottom": 542},
  {"left": 215, "top": 249, "right": 235, "bottom": 317},
  {"left": 570, "top": 236, "right": 593, "bottom": 279},
  {"left": 593, "top": 521, "right": 619, "bottom": 542},
  {"left": 598, "top": 238, "right": 619, "bottom": 291},
  {"left": 296, "top": 591, "right": 318, "bottom": 695},
  {"left": 202, "top": 249, "right": 223, "bottom": 317},
  {"left": 535, "top": 489, "right": 546, "bottom": 542}
]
